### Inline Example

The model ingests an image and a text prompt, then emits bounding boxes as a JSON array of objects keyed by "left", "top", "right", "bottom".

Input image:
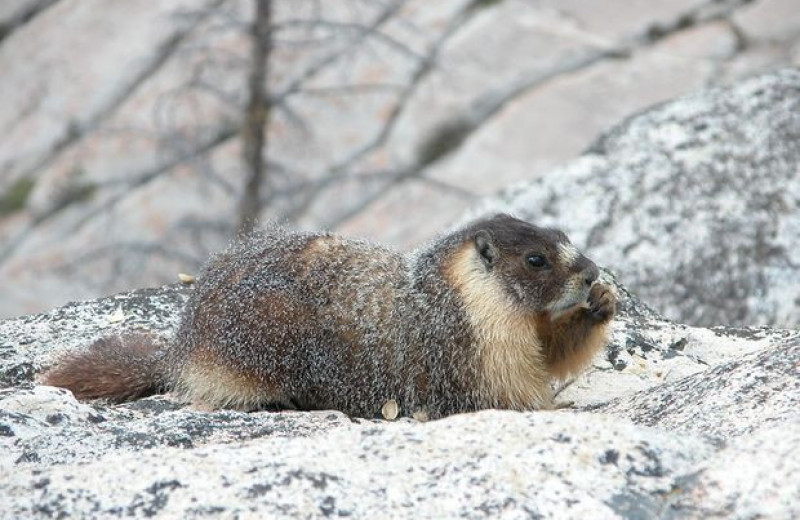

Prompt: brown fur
[
  {"left": 537, "top": 311, "right": 609, "bottom": 381},
  {"left": 41, "top": 215, "right": 616, "bottom": 418},
  {"left": 538, "top": 284, "right": 616, "bottom": 379},
  {"left": 41, "top": 334, "right": 166, "bottom": 402}
]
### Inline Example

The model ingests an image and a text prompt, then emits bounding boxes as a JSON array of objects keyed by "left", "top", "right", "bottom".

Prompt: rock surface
[
  {"left": 596, "top": 337, "right": 800, "bottom": 440},
  {"left": 475, "top": 69, "right": 800, "bottom": 328},
  {"left": 1, "top": 276, "right": 798, "bottom": 518}
]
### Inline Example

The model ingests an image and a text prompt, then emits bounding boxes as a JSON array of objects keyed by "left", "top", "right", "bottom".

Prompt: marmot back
[{"left": 42, "top": 214, "right": 616, "bottom": 419}]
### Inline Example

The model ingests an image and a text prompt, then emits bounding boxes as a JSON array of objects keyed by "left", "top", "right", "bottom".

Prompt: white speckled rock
[
  {"left": 474, "top": 69, "right": 800, "bottom": 328},
  {"left": 667, "top": 418, "right": 800, "bottom": 519},
  {"left": 0, "top": 384, "right": 354, "bottom": 469},
  {"left": 594, "top": 337, "right": 800, "bottom": 439},
  {"left": 2, "top": 409, "right": 716, "bottom": 519},
  {"left": 0, "top": 284, "right": 190, "bottom": 388},
  {"left": 1, "top": 277, "right": 799, "bottom": 518}
]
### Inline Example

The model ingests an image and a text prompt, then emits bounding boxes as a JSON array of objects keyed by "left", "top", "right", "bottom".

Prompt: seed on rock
[
  {"left": 381, "top": 399, "right": 399, "bottom": 420},
  {"left": 178, "top": 273, "right": 196, "bottom": 284},
  {"left": 412, "top": 409, "right": 429, "bottom": 422}
]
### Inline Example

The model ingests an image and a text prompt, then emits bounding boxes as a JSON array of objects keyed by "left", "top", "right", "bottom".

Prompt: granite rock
[
  {"left": 0, "top": 277, "right": 798, "bottom": 518},
  {"left": 476, "top": 69, "right": 800, "bottom": 328}
]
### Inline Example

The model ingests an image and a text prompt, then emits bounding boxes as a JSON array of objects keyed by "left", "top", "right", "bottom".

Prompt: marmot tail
[{"left": 41, "top": 334, "right": 169, "bottom": 402}]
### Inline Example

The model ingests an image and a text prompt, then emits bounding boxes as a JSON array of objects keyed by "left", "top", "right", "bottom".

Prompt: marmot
[{"left": 42, "top": 214, "right": 616, "bottom": 419}]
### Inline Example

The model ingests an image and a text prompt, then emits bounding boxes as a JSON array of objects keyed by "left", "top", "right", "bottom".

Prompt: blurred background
[{"left": 0, "top": 0, "right": 798, "bottom": 324}]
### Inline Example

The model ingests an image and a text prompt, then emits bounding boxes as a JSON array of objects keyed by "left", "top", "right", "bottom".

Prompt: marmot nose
[{"left": 583, "top": 264, "right": 599, "bottom": 287}]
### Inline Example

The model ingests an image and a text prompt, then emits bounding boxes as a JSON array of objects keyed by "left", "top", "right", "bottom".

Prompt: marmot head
[{"left": 468, "top": 214, "right": 599, "bottom": 315}]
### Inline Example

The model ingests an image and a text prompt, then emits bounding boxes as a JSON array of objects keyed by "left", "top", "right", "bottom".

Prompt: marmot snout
[{"left": 42, "top": 214, "right": 616, "bottom": 419}]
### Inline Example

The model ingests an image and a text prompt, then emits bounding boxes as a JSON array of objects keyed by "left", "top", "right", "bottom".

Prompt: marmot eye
[{"left": 527, "top": 254, "right": 548, "bottom": 268}]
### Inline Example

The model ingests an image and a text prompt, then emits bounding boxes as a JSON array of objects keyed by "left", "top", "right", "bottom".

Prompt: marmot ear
[{"left": 474, "top": 230, "right": 498, "bottom": 269}]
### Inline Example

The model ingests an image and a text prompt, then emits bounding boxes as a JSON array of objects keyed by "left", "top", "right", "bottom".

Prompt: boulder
[
  {"left": 475, "top": 69, "right": 800, "bottom": 328},
  {"left": 1, "top": 276, "right": 798, "bottom": 518}
]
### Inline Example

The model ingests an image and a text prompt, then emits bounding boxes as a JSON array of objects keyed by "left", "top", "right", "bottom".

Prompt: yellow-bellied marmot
[{"left": 41, "top": 214, "right": 616, "bottom": 419}]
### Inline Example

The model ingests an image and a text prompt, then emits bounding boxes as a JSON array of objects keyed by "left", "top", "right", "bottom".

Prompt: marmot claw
[{"left": 588, "top": 283, "right": 616, "bottom": 322}]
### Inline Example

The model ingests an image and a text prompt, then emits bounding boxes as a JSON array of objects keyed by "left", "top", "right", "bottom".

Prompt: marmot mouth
[{"left": 547, "top": 287, "right": 591, "bottom": 315}]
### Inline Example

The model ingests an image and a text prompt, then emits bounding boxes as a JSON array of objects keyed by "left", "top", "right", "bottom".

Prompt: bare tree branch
[
  {"left": 237, "top": 0, "right": 272, "bottom": 235},
  {"left": 0, "top": 3, "right": 226, "bottom": 266},
  {"left": 0, "top": 0, "right": 61, "bottom": 46},
  {"left": 318, "top": 0, "right": 759, "bottom": 229},
  {"left": 65, "top": 123, "right": 238, "bottom": 236},
  {"left": 271, "top": 0, "right": 409, "bottom": 105},
  {"left": 274, "top": 19, "right": 424, "bottom": 61},
  {"left": 280, "top": 0, "right": 484, "bottom": 222}
]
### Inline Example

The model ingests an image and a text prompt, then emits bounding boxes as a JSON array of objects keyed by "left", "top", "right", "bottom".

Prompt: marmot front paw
[{"left": 587, "top": 283, "right": 616, "bottom": 322}]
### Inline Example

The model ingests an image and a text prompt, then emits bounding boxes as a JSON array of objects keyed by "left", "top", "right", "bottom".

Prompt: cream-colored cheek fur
[
  {"left": 175, "top": 359, "right": 281, "bottom": 411},
  {"left": 446, "top": 245, "right": 553, "bottom": 410}
]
